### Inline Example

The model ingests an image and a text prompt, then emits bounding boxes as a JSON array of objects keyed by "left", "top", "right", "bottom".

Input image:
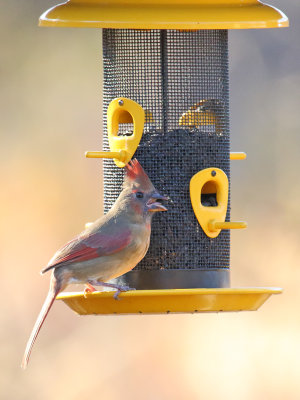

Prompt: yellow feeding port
[
  {"left": 190, "top": 168, "right": 228, "bottom": 238},
  {"left": 57, "top": 288, "right": 282, "bottom": 315},
  {"left": 85, "top": 97, "right": 145, "bottom": 167},
  {"left": 190, "top": 168, "right": 247, "bottom": 238},
  {"left": 39, "top": 0, "right": 288, "bottom": 30}
]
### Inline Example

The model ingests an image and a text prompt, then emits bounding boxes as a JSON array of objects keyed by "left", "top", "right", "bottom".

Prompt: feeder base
[
  {"left": 57, "top": 288, "right": 282, "bottom": 315},
  {"left": 112, "top": 268, "right": 230, "bottom": 290}
]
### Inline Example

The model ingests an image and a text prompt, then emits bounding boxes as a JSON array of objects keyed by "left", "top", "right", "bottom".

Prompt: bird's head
[{"left": 122, "top": 159, "right": 168, "bottom": 217}]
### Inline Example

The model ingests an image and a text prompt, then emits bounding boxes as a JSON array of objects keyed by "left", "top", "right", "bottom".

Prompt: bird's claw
[
  {"left": 113, "top": 286, "right": 136, "bottom": 301},
  {"left": 84, "top": 283, "right": 97, "bottom": 298}
]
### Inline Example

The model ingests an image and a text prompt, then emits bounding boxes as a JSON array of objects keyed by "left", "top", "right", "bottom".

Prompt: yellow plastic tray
[
  {"left": 57, "top": 287, "right": 282, "bottom": 315},
  {"left": 39, "top": 0, "right": 288, "bottom": 30}
]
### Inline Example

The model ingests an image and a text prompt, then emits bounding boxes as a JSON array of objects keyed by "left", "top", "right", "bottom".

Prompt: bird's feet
[
  {"left": 84, "top": 283, "right": 97, "bottom": 298},
  {"left": 86, "top": 280, "right": 136, "bottom": 300},
  {"left": 112, "top": 285, "right": 136, "bottom": 301}
]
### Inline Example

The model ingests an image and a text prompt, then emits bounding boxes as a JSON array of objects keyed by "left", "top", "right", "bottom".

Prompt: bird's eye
[{"left": 135, "top": 192, "right": 144, "bottom": 199}]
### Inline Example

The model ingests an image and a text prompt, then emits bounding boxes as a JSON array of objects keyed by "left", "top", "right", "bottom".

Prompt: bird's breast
[{"left": 109, "top": 229, "right": 150, "bottom": 279}]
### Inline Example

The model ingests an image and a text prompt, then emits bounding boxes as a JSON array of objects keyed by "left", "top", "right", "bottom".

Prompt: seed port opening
[
  {"left": 201, "top": 181, "right": 218, "bottom": 207},
  {"left": 117, "top": 123, "right": 134, "bottom": 136},
  {"left": 116, "top": 110, "right": 134, "bottom": 136}
]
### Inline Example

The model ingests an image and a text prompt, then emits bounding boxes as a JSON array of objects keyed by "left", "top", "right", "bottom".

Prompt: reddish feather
[
  {"left": 51, "top": 245, "right": 99, "bottom": 265},
  {"left": 125, "top": 159, "right": 153, "bottom": 189},
  {"left": 43, "top": 229, "right": 132, "bottom": 272}
]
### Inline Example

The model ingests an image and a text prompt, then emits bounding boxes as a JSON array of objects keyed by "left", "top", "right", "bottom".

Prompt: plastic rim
[
  {"left": 39, "top": 0, "right": 289, "bottom": 29},
  {"left": 57, "top": 287, "right": 282, "bottom": 314}
]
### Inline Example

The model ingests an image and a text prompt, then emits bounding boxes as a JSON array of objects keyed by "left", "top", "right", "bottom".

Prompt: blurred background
[{"left": 1, "top": 1, "right": 299, "bottom": 399}]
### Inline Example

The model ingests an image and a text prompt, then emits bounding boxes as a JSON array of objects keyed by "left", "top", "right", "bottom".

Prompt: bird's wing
[{"left": 41, "top": 228, "right": 132, "bottom": 273}]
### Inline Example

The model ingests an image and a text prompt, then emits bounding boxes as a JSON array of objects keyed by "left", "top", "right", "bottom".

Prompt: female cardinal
[{"left": 22, "top": 159, "right": 167, "bottom": 368}]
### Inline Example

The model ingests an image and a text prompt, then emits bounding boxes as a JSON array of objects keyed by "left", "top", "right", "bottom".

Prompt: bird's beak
[{"left": 147, "top": 192, "right": 168, "bottom": 212}]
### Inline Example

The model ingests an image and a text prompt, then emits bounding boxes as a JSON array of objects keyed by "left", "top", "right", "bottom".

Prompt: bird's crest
[{"left": 124, "top": 159, "right": 154, "bottom": 190}]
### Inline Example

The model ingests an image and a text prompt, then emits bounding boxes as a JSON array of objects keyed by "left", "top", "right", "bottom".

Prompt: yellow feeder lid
[
  {"left": 57, "top": 287, "right": 282, "bottom": 315},
  {"left": 39, "top": 0, "right": 288, "bottom": 29}
]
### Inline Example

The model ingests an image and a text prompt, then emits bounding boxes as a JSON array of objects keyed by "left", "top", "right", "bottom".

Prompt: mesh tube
[{"left": 102, "top": 29, "right": 230, "bottom": 288}]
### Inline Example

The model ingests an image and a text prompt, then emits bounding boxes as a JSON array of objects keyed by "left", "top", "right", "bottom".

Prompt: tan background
[{"left": 1, "top": 1, "right": 299, "bottom": 399}]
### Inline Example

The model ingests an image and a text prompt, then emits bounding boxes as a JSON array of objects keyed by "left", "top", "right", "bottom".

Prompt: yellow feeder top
[{"left": 39, "top": 0, "right": 288, "bottom": 29}]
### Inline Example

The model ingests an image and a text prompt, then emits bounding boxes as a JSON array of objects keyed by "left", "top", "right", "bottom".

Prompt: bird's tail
[{"left": 21, "top": 273, "right": 63, "bottom": 369}]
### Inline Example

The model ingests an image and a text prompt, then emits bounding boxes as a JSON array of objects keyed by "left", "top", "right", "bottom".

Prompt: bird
[
  {"left": 179, "top": 98, "right": 225, "bottom": 134},
  {"left": 21, "top": 159, "right": 167, "bottom": 369}
]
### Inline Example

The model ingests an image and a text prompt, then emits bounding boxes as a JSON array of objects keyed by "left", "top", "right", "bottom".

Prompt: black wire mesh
[{"left": 102, "top": 29, "right": 230, "bottom": 275}]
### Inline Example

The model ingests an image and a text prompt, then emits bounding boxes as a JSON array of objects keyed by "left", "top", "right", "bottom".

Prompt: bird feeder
[{"left": 39, "top": 0, "right": 288, "bottom": 314}]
